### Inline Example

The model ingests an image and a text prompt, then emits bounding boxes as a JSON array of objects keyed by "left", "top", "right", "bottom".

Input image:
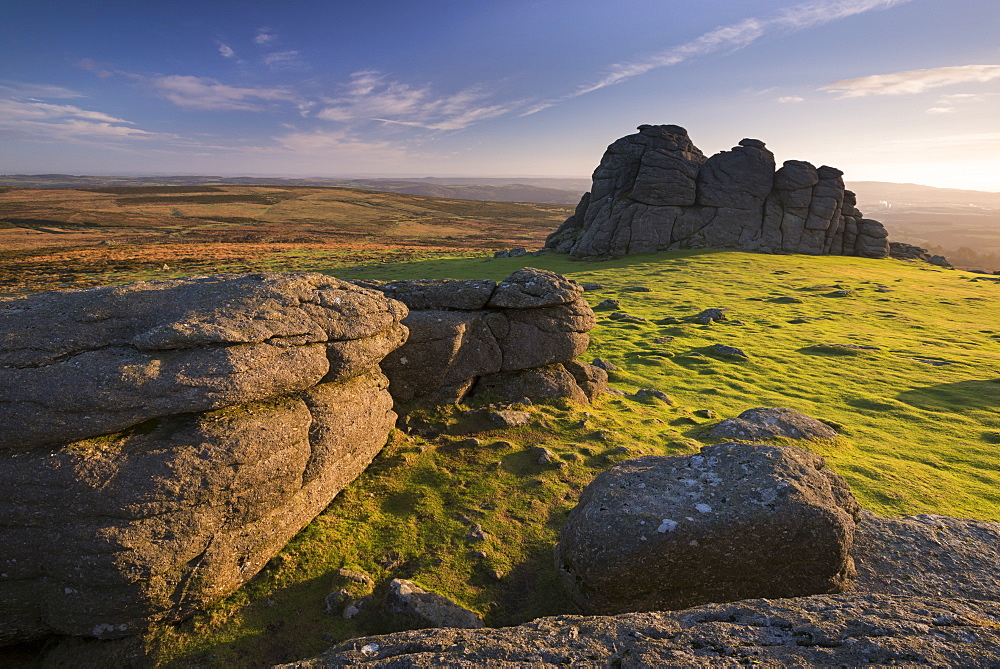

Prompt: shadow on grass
[
  {"left": 483, "top": 535, "right": 577, "bottom": 627},
  {"left": 798, "top": 345, "right": 877, "bottom": 357},
  {"left": 897, "top": 379, "right": 1000, "bottom": 412},
  {"left": 334, "top": 248, "right": 740, "bottom": 282}
]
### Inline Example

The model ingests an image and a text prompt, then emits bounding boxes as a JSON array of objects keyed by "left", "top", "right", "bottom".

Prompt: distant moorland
[
  {"left": 0, "top": 185, "right": 572, "bottom": 296},
  {"left": 0, "top": 174, "right": 589, "bottom": 204},
  {"left": 2, "top": 174, "right": 998, "bottom": 270},
  {"left": 2, "top": 182, "right": 999, "bottom": 667}
]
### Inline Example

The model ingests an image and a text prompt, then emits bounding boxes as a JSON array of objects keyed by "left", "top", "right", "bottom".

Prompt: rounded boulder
[{"left": 555, "top": 443, "right": 861, "bottom": 614}]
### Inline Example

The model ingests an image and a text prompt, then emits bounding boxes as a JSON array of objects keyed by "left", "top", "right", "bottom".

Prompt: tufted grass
[{"left": 19, "top": 249, "right": 1000, "bottom": 667}]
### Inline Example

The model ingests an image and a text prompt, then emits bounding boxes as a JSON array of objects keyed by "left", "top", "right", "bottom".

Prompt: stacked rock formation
[
  {"left": 354, "top": 268, "right": 605, "bottom": 407},
  {"left": 545, "top": 124, "right": 890, "bottom": 259},
  {"left": 0, "top": 273, "right": 407, "bottom": 643}
]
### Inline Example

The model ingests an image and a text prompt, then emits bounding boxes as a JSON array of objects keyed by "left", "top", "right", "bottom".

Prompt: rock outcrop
[
  {"left": 710, "top": 407, "right": 838, "bottom": 441},
  {"left": 354, "top": 268, "right": 605, "bottom": 407},
  {"left": 889, "top": 241, "right": 952, "bottom": 267},
  {"left": 0, "top": 273, "right": 406, "bottom": 643},
  {"left": 545, "top": 124, "right": 890, "bottom": 259},
  {"left": 284, "top": 477, "right": 1000, "bottom": 668},
  {"left": 554, "top": 443, "right": 860, "bottom": 614},
  {"left": 284, "top": 595, "right": 1000, "bottom": 668}
]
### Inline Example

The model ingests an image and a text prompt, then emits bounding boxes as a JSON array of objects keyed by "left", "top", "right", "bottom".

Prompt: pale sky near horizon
[{"left": 2, "top": 0, "right": 999, "bottom": 190}]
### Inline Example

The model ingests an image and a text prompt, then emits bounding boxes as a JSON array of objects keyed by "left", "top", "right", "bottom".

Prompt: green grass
[{"left": 34, "top": 249, "right": 1000, "bottom": 666}]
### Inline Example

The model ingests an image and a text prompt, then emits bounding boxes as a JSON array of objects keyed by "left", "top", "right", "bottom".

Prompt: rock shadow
[{"left": 896, "top": 379, "right": 1000, "bottom": 412}]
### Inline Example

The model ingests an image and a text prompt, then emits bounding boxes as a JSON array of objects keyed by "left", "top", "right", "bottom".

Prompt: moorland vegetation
[{"left": 1, "top": 186, "right": 998, "bottom": 667}]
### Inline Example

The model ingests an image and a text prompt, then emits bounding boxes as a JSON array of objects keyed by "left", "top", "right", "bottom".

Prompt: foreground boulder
[
  {"left": 0, "top": 272, "right": 406, "bottom": 449},
  {"left": 355, "top": 268, "right": 604, "bottom": 406},
  {"left": 283, "top": 595, "right": 1000, "bottom": 668},
  {"left": 281, "top": 506, "right": 1000, "bottom": 667},
  {"left": 0, "top": 273, "right": 406, "bottom": 643},
  {"left": 545, "top": 124, "right": 890, "bottom": 259},
  {"left": 555, "top": 443, "right": 860, "bottom": 614}
]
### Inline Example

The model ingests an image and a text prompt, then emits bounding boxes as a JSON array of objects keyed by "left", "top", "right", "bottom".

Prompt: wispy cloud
[
  {"left": 147, "top": 75, "right": 295, "bottom": 111},
  {"left": 263, "top": 50, "right": 303, "bottom": 70},
  {"left": 75, "top": 58, "right": 116, "bottom": 78},
  {"left": 218, "top": 43, "right": 236, "bottom": 59},
  {"left": 778, "top": 95, "right": 805, "bottom": 103},
  {"left": 0, "top": 82, "right": 84, "bottom": 99},
  {"left": 254, "top": 29, "right": 276, "bottom": 46},
  {"left": 939, "top": 93, "right": 988, "bottom": 103},
  {"left": 0, "top": 96, "right": 163, "bottom": 142},
  {"left": 0, "top": 98, "right": 130, "bottom": 124},
  {"left": 574, "top": 18, "right": 766, "bottom": 97},
  {"left": 821, "top": 64, "right": 1000, "bottom": 97},
  {"left": 523, "top": 0, "right": 911, "bottom": 115},
  {"left": 316, "top": 71, "right": 515, "bottom": 131},
  {"left": 273, "top": 128, "right": 406, "bottom": 156},
  {"left": 923, "top": 91, "right": 992, "bottom": 115}
]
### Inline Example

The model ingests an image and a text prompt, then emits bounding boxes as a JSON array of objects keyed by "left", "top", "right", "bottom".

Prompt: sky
[{"left": 2, "top": 0, "right": 999, "bottom": 190}]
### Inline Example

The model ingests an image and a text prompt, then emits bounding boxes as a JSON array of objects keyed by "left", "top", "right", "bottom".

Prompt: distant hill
[
  {"left": 848, "top": 181, "right": 1000, "bottom": 209},
  {"left": 0, "top": 174, "right": 587, "bottom": 205},
  {"left": 338, "top": 179, "right": 584, "bottom": 204},
  {"left": 3, "top": 174, "right": 997, "bottom": 269},
  {"left": 848, "top": 181, "right": 1000, "bottom": 270}
]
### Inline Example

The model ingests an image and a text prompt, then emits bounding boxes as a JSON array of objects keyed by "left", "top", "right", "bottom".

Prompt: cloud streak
[
  {"left": 0, "top": 96, "right": 163, "bottom": 142},
  {"left": 523, "top": 0, "right": 912, "bottom": 115},
  {"left": 263, "top": 50, "right": 304, "bottom": 70},
  {"left": 821, "top": 64, "right": 1000, "bottom": 97},
  {"left": 273, "top": 128, "right": 407, "bottom": 157},
  {"left": 316, "top": 71, "right": 515, "bottom": 131},
  {"left": 0, "top": 82, "right": 84, "bottom": 98},
  {"left": 147, "top": 75, "right": 295, "bottom": 111}
]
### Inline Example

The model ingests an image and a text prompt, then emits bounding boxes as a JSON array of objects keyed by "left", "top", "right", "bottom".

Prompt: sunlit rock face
[{"left": 0, "top": 273, "right": 406, "bottom": 643}]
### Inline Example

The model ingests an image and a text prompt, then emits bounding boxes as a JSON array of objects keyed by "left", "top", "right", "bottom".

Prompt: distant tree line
[{"left": 926, "top": 245, "right": 1000, "bottom": 272}]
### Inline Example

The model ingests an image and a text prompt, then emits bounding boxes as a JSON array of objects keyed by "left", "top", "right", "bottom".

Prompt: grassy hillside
[
  {"left": 0, "top": 185, "right": 569, "bottom": 251},
  {"left": 0, "top": 185, "right": 571, "bottom": 297},
  {"left": 28, "top": 249, "right": 989, "bottom": 668},
  {"left": 3, "top": 183, "right": 998, "bottom": 665}
]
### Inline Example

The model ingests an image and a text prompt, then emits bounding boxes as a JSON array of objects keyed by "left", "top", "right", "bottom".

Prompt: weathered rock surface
[
  {"left": 889, "top": 241, "right": 952, "bottom": 267},
  {"left": 711, "top": 407, "right": 837, "bottom": 441},
  {"left": 384, "top": 579, "right": 484, "bottom": 630},
  {"left": 545, "top": 124, "right": 890, "bottom": 259},
  {"left": 852, "top": 509, "right": 1000, "bottom": 600},
  {"left": 355, "top": 268, "right": 600, "bottom": 407},
  {"left": 472, "top": 362, "right": 607, "bottom": 406},
  {"left": 284, "top": 461, "right": 1000, "bottom": 668},
  {"left": 0, "top": 273, "right": 406, "bottom": 643},
  {"left": 555, "top": 443, "right": 860, "bottom": 615},
  {"left": 0, "top": 273, "right": 406, "bottom": 449},
  {"left": 283, "top": 594, "right": 1000, "bottom": 668}
]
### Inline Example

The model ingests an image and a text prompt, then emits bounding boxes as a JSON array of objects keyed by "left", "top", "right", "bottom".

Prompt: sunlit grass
[{"left": 32, "top": 249, "right": 1000, "bottom": 666}]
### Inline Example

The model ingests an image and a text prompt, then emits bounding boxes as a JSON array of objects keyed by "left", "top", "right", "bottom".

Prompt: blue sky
[{"left": 2, "top": 0, "right": 999, "bottom": 189}]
